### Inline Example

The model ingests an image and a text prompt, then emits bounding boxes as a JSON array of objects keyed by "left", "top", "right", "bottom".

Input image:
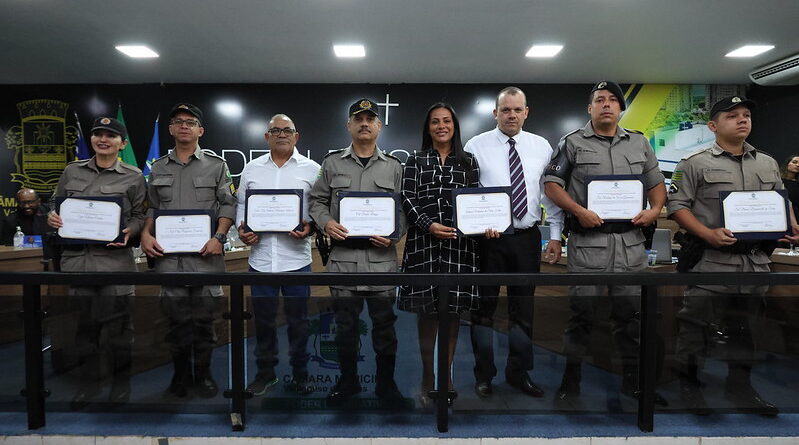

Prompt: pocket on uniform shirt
[
  {"left": 574, "top": 149, "right": 602, "bottom": 178},
  {"left": 374, "top": 176, "right": 395, "bottom": 191},
  {"left": 65, "top": 180, "right": 89, "bottom": 196},
  {"left": 193, "top": 177, "right": 217, "bottom": 202},
  {"left": 150, "top": 177, "right": 174, "bottom": 202},
  {"left": 701, "top": 169, "right": 733, "bottom": 199},
  {"left": 756, "top": 170, "right": 779, "bottom": 190},
  {"left": 624, "top": 152, "right": 647, "bottom": 175}
]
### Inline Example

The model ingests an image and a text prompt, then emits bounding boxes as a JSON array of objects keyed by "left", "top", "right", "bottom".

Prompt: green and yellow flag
[{"left": 116, "top": 105, "right": 138, "bottom": 167}]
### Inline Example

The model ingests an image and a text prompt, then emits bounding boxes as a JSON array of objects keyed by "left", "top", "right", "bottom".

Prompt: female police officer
[{"left": 48, "top": 116, "right": 146, "bottom": 409}]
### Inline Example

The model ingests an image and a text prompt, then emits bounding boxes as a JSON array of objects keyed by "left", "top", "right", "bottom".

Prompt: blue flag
[
  {"left": 74, "top": 112, "right": 91, "bottom": 160},
  {"left": 143, "top": 116, "right": 160, "bottom": 180}
]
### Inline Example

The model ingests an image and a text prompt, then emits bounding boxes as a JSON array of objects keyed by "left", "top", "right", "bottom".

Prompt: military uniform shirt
[
  {"left": 146, "top": 146, "right": 236, "bottom": 220},
  {"left": 51, "top": 157, "right": 147, "bottom": 293},
  {"left": 667, "top": 142, "right": 783, "bottom": 229},
  {"left": 308, "top": 145, "right": 405, "bottom": 290},
  {"left": 667, "top": 141, "right": 782, "bottom": 292},
  {"left": 544, "top": 121, "right": 665, "bottom": 207}
]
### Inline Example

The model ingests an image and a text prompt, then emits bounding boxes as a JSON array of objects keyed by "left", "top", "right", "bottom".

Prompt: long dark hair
[
  {"left": 420, "top": 102, "right": 475, "bottom": 182},
  {"left": 782, "top": 154, "right": 799, "bottom": 180}
]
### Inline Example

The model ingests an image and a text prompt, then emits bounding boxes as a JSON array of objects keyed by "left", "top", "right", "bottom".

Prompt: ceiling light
[
  {"left": 525, "top": 45, "right": 563, "bottom": 58},
  {"left": 217, "top": 101, "right": 243, "bottom": 119},
  {"left": 115, "top": 45, "right": 159, "bottom": 58},
  {"left": 334, "top": 44, "right": 366, "bottom": 58},
  {"left": 725, "top": 45, "right": 774, "bottom": 58}
]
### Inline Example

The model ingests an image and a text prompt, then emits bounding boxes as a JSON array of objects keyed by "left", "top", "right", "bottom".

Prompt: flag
[
  {"left": 116, "top": 105, "right": 138, "bottom": 167},
  {"left": 143, "top": 115, "right": 160, "bottom": 180},
  {"left": 73, "top": 112, "right": 91, "bottom": 160}
]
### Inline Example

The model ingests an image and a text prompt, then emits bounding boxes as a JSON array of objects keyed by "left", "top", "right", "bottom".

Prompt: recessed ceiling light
[
  {"left": 334, "top": 44, "right": 366, "bottom": 58},
  {"left": 525, "top": 45, "right": 563, "bottom": 58},
  {"left": 725, "top": 45, "right": 774, "bottom": 58},
  {"left": 216, "top": 101, "right": 243, "bottom": 119},
  {"left": 115, "top": 45, "right": 159, "bottom": 58}
]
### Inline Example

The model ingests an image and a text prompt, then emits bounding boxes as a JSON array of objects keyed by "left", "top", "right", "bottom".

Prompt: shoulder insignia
[
  {"left": 682, "top": 148, "right": 708, "bottom": 160},
  {"left": 120, "top": 163, "right": 143, "bottom": 174},
  {"left": 381, "top": 150, "right": 401, "bottom": 162},
  {"left": 324, "top": 148, "right": 346, "bottom": 158},
  {"left": 67, "top": 158, "right": 90, "bottom": 166},
  {"left": 204, "top": 150, "right": 225, "bottom": 161},
  {"left": 229, "top": 183, "right": 236, "bottom": 195},
  {"left": 558, "top": 129, "right": 581, "bottom": 150},
  {"left": 754, "top": 148, "right": 775, "bottom": 159}
]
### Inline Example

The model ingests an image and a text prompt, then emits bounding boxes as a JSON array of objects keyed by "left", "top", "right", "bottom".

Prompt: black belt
[
  {"left": 571, "top": 221, "right": 636, "bottom": 234},
  {"left": 511, "top": 222, "right": 539, "bottom": 235},
  {"left": 716, "top": 241, "right": 762, "bottom": 255},
  {"left": 331, "top": 238, "right": 372, "bottom": 250}
]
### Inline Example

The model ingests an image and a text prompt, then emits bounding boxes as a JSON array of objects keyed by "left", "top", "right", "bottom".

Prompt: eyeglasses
[
  {"left": 267, "top": 127, "right": 297, "bottom": 136},
  {"left": 170, "top": 118, "right": 201, "bottom": 128}
]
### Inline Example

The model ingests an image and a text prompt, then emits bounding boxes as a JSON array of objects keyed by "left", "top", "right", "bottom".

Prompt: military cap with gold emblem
[
  {"left": 348, "top": 98, "right": 380, "bottom": 117},
  {"left": 709, "top": 96, "right": 756, "bottom": 119},
  {"left": 590, "top": 81, "right": 627, "bottom": 111},
  {"left": 90, "top": 116, "right": 128, "bottom": 139},
  {"left": 169, "top": 102, "right": 204, "bottom": 123}
]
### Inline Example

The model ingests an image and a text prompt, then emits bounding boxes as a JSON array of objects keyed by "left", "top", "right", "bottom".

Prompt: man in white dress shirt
[
  {"left": 236, "top": 114, "right": 321, "bottom": 396},
  {"left": 464, "top": 86, "right": 564, "bottom": 398}
]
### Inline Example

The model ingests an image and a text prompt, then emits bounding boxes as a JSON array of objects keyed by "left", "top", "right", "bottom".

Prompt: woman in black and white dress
[{"left": 398, "top": 102, "right": 485, "bottom": 407}]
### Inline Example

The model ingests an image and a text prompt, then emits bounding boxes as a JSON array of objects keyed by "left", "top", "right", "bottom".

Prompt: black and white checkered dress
[{"left": 398, "top": 151, "right": 481, "bottom": 314}]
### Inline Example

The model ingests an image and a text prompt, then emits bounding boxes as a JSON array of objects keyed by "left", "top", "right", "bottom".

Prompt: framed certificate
[
  {"left": 720, "top": 190, "right": 790, "bottom": 240},
  {"left": 55, "top": 196, "right": 124, "bottom": 244},
  {"left": 154, "top": 209, "right": 216, "bottom": 254},
  {"left": 451, "top": 187, "right": 513, "bottom": 236},
  {"left": 244, "top": 189, "right": 303, "bottom": 233},
  {"left": 338, "top": 191, "right": 399, "bottom": 239},
  {"left": 586, "top": 175, "right": 645, "bottom": 221}
]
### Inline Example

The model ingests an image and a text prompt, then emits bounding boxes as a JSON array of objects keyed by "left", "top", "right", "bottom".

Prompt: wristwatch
[{"left": 213, "top": 232, "right": 227, "bottom": 244}]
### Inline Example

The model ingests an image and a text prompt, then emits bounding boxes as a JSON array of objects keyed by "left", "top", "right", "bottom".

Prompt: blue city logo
[{"left": 309, "top": 311, "right": 367, "bottom": 369}]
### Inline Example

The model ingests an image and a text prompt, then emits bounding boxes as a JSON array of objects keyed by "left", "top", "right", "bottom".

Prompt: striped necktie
[{"left": 508, "top": 137, "right": 528, "bottom": 219}]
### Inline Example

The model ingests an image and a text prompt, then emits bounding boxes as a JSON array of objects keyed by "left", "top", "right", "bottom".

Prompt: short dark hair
[{"left": 496, "top": 86, "right": 526, "bottom": 108}]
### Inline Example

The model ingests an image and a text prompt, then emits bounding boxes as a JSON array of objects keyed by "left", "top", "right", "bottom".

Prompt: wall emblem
[{"left": 5, "top": 100, "right": 77, "bottom": 192}]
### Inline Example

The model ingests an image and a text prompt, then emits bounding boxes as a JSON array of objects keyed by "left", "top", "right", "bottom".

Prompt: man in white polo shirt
[
  {"left": 465, "top": 86, "right": 564, "bottom": 399},
  {"left": 236, "top": 114, "right": 320, "bottom": 397}
]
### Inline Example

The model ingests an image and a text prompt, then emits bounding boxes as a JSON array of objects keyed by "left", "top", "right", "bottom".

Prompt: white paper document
[
  {"left": 246, "top": 193, "right": 301, "bottom": 232},
  {"left": 722, "top": 190, "right": 788, "bottom": 233},
  {"left": 454, "top": 192, "right": 512, "bottom": 235},
  {"left": 586, "top": 179, "right": 644, "bottom": 220},
  {"left": 156, "top": 214, "right": 212, "bottom": 253},
  {"left": 58, "top": 198, "right": 121, "bottom": 242},
  {"left": 339, "top": 196, "right": 396, "bottom": 237}
]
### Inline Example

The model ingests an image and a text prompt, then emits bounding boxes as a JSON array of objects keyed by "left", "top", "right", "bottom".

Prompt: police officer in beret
[
  {"left": 544, "top": 81, "right": 667, "bottom": 405},
  {"left": 48, "top": 116, "right": 146, "bottom": 408},
  {"left": 140, "top": 103, "right": 237, "bottom": 399},
  {"left": 308, "top": 98, "right": 406, "bottom": 407},
  {"left": 667, "top": 96, "right": 799, "bottom": 415}
]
